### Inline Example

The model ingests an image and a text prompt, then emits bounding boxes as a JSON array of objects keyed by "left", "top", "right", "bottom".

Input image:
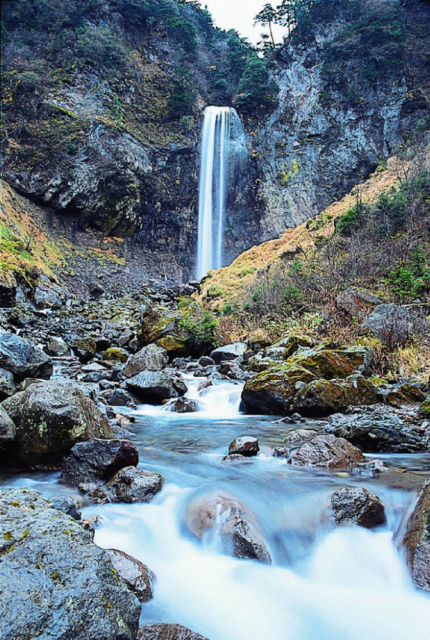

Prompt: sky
[{"left": 199, "top": 0, "right": 286, "bottom": 45}]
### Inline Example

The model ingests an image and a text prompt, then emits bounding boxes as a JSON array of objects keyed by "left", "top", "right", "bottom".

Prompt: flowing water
[
  {"left": 2, "top": 377, "right": 430, "bottom": 639},
  {"left": 196, "top": 106, "right": 246, "bottom": 279}
]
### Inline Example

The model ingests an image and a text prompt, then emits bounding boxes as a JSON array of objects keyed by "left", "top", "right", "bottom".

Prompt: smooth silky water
[{"left": 2, "top": 377, "right": 430, "bottom": 639}]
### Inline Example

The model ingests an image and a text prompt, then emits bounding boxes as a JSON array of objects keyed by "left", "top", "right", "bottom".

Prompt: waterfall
[{"left": 196, "top": 106, "right": 246, "bottom": 280}]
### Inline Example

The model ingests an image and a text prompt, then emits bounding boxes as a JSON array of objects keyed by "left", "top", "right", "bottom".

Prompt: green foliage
[
  {"left": 336, "top": 201, "right": 367, "bottom": 235},
  {"left": 386, "top": 246, "right": 430, "bottom": 301},
  {"left": 206, "top": 284, "right": 226, "bottom": 298},
  {"left": 179, "top": 310, "right": 217, "bottom": 354},
  {"left": 234, "top": 56, "right": 278, "bottom": 116},
  {"left": 75, "top": 26, "right": 125, "bottom": 67},
  {"left": 168, "top": 66, "right": 196, "bottom": 119}
]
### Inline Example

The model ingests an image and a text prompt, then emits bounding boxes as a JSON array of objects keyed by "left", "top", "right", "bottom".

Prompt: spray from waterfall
[{"left": 196, "top": 106, "right": 246, "bottom": 280}]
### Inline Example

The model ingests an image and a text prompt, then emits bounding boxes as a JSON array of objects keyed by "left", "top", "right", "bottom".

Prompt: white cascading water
[{"left": 196, "top": 106, "right": 246, "bottom": 279}]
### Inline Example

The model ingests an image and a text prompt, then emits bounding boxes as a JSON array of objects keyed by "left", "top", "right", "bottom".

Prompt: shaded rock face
[
  {"left": 0, "top": 488, "right": 141, "bottom": 640},
  {"left": 45, "top": 336, "right": 70, "bottom": 357},
  {"left": 138, "top": 624, "right": 209, "bottom": 640},
  {"left": 167, "top": 397, "right": 200, "bottom": 413},
  {"left": 126, "top": 370, "right": 187, "bottom": 404},
  {"left": 288, "top": 434, "right": 366, "bottom": 468},
  {"left": 384, "top": 383, "right": 425, "bottom": 407},
  {"left": 330, "top": 487, "right": 386, "bottom": 529},
  {"left": 2, "top": 380, "right": 112, "bottom": 464},
  {"left": 0, "top": 367, "right": 16, "bottom": 401},
  {"left": 210, "top": 343, "right": 246, "bottom": 365},
  {"left": 0, "top": 405, "right": 16, "bottom": 459},
  {"left": 292, "top": 375, "right": 379, "bottom": 417},
  {"left": 107, "top": 549, "right": 155, "bottom": 603},
  {"left": 185, "top": 492, "right": 272, "bottom": 564},
  {"left": 0, "top": 329, "right": 53, "bottom": 382},
  {"left": 400, "top": 480, "right": 430, "bottom": 593},
  {"left": 106, "top": 466, "right": 164, "bottom": 504},
  {"left": 124, "top": 344, "right": 169, "bottom": 378},
  {"left": 287, "top": 346, "right": 372, "bottom": 380},
  {"left": 60, "top": 439, "right": 139, "bottom": 485}
]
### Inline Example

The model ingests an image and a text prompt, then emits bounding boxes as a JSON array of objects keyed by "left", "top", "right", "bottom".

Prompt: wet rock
[
  {"left": 241, "top": 364, "right": 316, "bottom": 415},
  {"left": 222, "top": 453, "right": 253, "bottom": 463},
  {"left": 45, "top": 336, "right": 70, "bottom": 357},
  {"left": 420, "top": 397, "right": 430, "bottom": 418},
  {"left": 66, "top": 335, "right": 97, "bottom": 363},
  {"left": 107, "top": 549, "right": 154, "bottom": 603},
  {"left": 331, "top": 412, "right": 430, "bottom": 453},
  {"left": 287, "top": 345, "right": 372, "bottom": 379},
  {"left": 400, "top": 479, "right": 430, "bottom": 593},
  {"left": 124, "top": 343, "right": 169, "bottom": 377},
  {"left": 288, "top": 434, "right": 366, "bottom": 468},
  {"left": 0, "top": 329, "right": 53, "bottom": 381},
  {"left": 106, "top": 466, "right": 164, "bottom": 503},
  {"left": 0, "top": 367, "right": 16, "bottom": 400},
  {"left": 0, "top": 488, "right": 141, "bottom": 640},
  {"left": 61, "top": 439, "right": 139, "bottom": 485},
  {"left": 168, "top": 397, "right": 200, "bottom": 413},
  {"left": 350, "top": 459, "right": 387, "bottom": 477},
  {"left": 330, "top": 486, "right": 386, "bottom": 528},
  {"left": 138, "top": 623, "right": 209, "bottom": 640},
  {"left": 104, "top": 347, "right": 129, "bottom": 363},
  {"left": 273, "top": 447, "right": 290, "bottom": 458},
  {"left": 78, "top": 482, "right": 109, "bottom": 504},
  {"left": 2, "top": 380, "right": 113, "bottom": 464},
  {"left": 228, "top": 436, "right": 259, "bottom": 457},
  {"left": 198, "top": 356, "right": 215, "bottom": 367},
  {"left": 283, "top": 428, "right": 319, "bottom": 446},
  {"left": 210, "top": 342, "right": 246, "bottom": 364},
  {"left": 82, "top": 370, "right": 110, "bottom": 383},
  {"left": 50, "top": 495, "right": 82, "bottom": 520},
  {"left": 198, "top": 380, "right": 213, "bottom": 392},
  {"left": 384, "top": 383, "right": 426, "bottom": 407},
  {"left": 100, "top": 388, "right": 136, "bottom": 407},
  {"left": 336, "top": 288, "right": 384, "bottom": 320},
  {"left": 126, "top": 369, "right": 187, "bottom": 403},
  {"left": 0, "top": 404, "right": 16, "bottom": 459},
  {"left": 292, "top": 375, "right": 379, "bottom": 417},
  {"left": 185, "top": 492, "right": 271, "bottom": 563}
]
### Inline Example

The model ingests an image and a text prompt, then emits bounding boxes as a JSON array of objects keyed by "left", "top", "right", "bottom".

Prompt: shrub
[
  {"left": 234, "top": 56, "right": 278, "bottom": 116},
  {"left": 179, "top": 310, "right": 217, "bottom": 354}
]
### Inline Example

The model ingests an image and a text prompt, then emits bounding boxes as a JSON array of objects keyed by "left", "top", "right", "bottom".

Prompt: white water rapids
[{"left": 2, "top": 378, "right": 430, "bottom": 639}]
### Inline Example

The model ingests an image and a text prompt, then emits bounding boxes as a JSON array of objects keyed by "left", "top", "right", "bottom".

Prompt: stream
[{"left": 2, "top": 375, "right": 430, "bottom": 640}]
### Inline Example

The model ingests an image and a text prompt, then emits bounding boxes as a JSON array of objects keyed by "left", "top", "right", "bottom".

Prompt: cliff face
[{"left": 1, "top": 0, "right": 429, "bottom": 294}]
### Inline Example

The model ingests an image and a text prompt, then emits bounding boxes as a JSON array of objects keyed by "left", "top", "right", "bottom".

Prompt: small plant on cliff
[{"left": 179, "top": 310, "right": 217, "bottom": 354}]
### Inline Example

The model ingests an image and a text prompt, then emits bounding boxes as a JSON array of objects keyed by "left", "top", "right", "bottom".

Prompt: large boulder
[
  {"left": 138, "top": 299, "right": 202, "bottom": 357},
  {"left": 266, "top": 335, "right": 315, "bottom": 360},
  {"left": 336, "top": 287, "right": 383, "bottom": 320},
  {"left": 106, "top": 549, "right": 154, "bottom": 603},
  {"left": 185, "top": 492, "right": 271, "bottom": 564},
  {"left": 384, "top": 383, "right": 426, "bottom": 407},
  {"left": 400, "top": 480, "right": 430, "bottom": 593},
  {"left": 330, "top": 487, "right": 386, "bottom": 528},
  {"left": 65, "top": 335, "right": 97, "bottom": 363},
  {"left": 288, "top": 434, "right": 366, "bottom": 468},
  {"left": 124, "top": 343, "right": 169, "bottom": 378},
  {"left": 292, "top": 375, "right": 379, "bottom": 417},
  {"left": 0, "top": 367, "right": 16, "bottom": 401},
  {"left": 0, "top": 488, "right": 141, "bottom": 640},
  {"left": 0, "top": 329, "right": 53, "bottom": 381},
  {"left": 210, "top": 342, "right": 246, "bottom": 364},
  {"left": 60, "top": 439, "right": 139, "bottom": 485},
  {"left": 0, "top": 404, "right": 16, "bottom": 460},
  {"left": 106, "top": 466, "right": 164, "bottom": 503},
  {"left": 241, "top": 364, "right": 316, "bottom": 415},
  {"left": 2, "top": 380, "right": 113, "bottom": 464},
  {"left": 45, "top": 336, "right": 70, "bottom": 357},
  {"left": 287, "top": 345, "right": 372, "bottom": 379},
  {"left": 331, "top": 412, "right": 430, "bottom": 453},
  {"left": 126, "top": 369, "right": 187, "bottom": 403},
  {"left": 138, "top": 624, "right": 209, "bottom": 640},
  {"left": 363, "top": 303, "right": 414, "bottom": 342}
]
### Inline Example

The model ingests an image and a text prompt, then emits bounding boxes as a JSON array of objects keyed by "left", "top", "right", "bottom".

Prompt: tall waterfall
[{"left": 196, "top": 106, "right": 246, "bottom": 280}]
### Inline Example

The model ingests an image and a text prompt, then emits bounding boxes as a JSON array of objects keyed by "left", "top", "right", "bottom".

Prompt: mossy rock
[
  {"left": 385, "top": 384, "right": 426, "bottom": 408},
  {"left": 156, "top": 335, "right": 188, "bottom": 358},
  {"left": 419, "top": 397, "right": 430, "bottom": 418},
  {"left": 241, "top": 364, "right": 316, "bottom": 415},
  {"left": 292, "top": 375, "right": 379, "bottom": 417},
  {"left": 267, "top": 335, "right": 315, "bottom": 360},
  {"left": 138, "top": 298, "right": 202, "bottom": 348},
  {"left": 103, "top": 348, "right": 128, "bottom": 363},
  {"left": 287, "top": 345, "right": 372, "bottom": 380}
]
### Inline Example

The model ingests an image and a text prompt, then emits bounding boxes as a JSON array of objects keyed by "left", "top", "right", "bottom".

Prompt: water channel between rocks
[{"left": 1, "top": 375, "right": 430, "bottom": 640}]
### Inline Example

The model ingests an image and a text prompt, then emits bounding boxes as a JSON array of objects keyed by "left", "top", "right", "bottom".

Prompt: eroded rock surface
[
  {"left": 288, "top": 434, "right": 366, "bottom": 468},
  {"left": 400, "top": 480, "right": 430, "bottom": 593},
  {"left": 330, "top": 486, "right": 386, "bottom": 528}
]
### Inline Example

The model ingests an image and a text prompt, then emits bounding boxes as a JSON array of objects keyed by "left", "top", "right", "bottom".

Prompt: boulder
[
  {"left": 0, "top": 329, "right": 53, "bottom": 381},
  {"left": 400, "top": 480, "right": 430, "bottom": 593},
  {"left": 384, "top": 383, "right": 426, "bottom": 407},
  {"left": 363, "top": 303, "right": 414, "bottom": 342},
  {"left": 241, "top": 364, "right": 316, "bottom": 415},
  {"left": 107, "top": 549, "right": 154, "bottom": 603},
  {"left": 0, "top": 367, "right": 16, "bottom": 401},
  {"left": 100, "top": 388, "right": 136, "bottom": 406},
  {"left": 287, "top": 345, "right": 372, "bottom": 379},
  {"left": 60, "top": 439, "right": 139, "bottom": 485},
  {"left": 66, "top": 335, "right": 97, "bottom": 363},
  {"left": 330, "top": 487, "right": 386, "bottom": 528},
  {"left": 350, "top": 459, "right": 387, "bottom": 477},
  {"left": 0, "top": 488, "right": 141, "bottom": 640},
  {"left": 138, "top": 624, "right": 209, "bottom": 640},
  {"left": 2, "top": 380, "right": 113, "bottom": 464},
  {"left": 288, "top": 434, "right": 366, "bottom": 468},
  {"left": 331, "top": 412, "right": 430, "bottom": 453},
  {"left": 336, "top": 287, "right": 383, "bottom": 320},
  {"left": 210, "top": 342, "right": 246, "bottom": 364},
  {"left": 106, "top": 466, "right": 164, "bottom": 503},
  {"left": 185, "top": 492, "right": 271, "bottom": 564},
  {"left": 167, "top": 397, "right": 200, "bottom": 413},
  {"left": 292, "top": 375, "right": 379, "bottom": 417},
  {"left": 126, "top": 369, "right": 187, "bottom": 403},
  {"left": 124, "top": 344, "right": 169, "bottom": 378},
  {"left": 198, "top": 356, "right": 215, "bottom": 367},
  {"left": 0, "top": 404, "right": 16, "bottom": 460},
  {"left": 228, "top": 436, "right": 259, "bottom": 457},
  {"left": 138, "top": 300, "right": 202, "bottom": 354},
  {"left": 78, "top": 482, "right": 109, "bottom": 504},
  {"left": 50, "top": 495, "right": 82, "bottom": 520},
  {"left": 266, "top": 334, "right": 315, "bottom": 360},
  {"left": 420, "top": 397, "right": 430, "bottom": 418},
  {"left": 104, "top": 348, "right": 129, "bottom": 363},
  {"left": 283, "top": 428, "right": 318, "bottom": 446},
  {"left": 45, "top": 336, "right": 70, "bottom": 357}
]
